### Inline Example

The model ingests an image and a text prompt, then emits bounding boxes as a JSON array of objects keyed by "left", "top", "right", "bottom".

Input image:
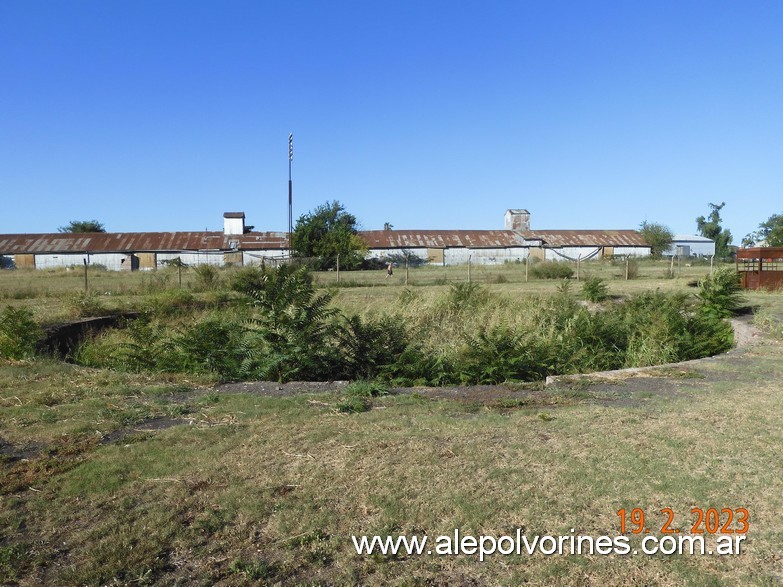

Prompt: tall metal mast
[{"left": 288, "top": 133, "right": 293, "bottom": 258}]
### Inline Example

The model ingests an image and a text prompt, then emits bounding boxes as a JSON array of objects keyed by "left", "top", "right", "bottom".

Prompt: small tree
[
  {"left": 696, "top": 202, "right": 732, "bottom": 258},
  {"left": 743, "top": 212, "right": 783, "bottom": 247},
  {"left": 58, "top": 220, "right": 106, "bottom": 233},
  {"left": 639, "top": 221, "right": 674, "bottom": 257},
  {"left": 291, "top": 201, "right": 367, "bottom": 270}
]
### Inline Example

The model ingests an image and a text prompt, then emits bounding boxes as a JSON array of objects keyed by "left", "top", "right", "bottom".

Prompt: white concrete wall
[
  {"left": 368, "top": 247, "right": 529, "bottom": 265},
  {"left": 157, "top": 252, "right": 225, "bottom": 267},
  {"left": 86, "top": 253, "right": 127, "bottom": 271},
  {"left": 366, "top": 248, "right": 430, "bottom": 261},
  {"left": 445, "top": 247, "right": 529, "bottom": 265},
  {"left": 34, "top": 253, "right": 88, "bottom": 269},
  {"left": 243, "top": 250, "right": 288, "bottom": 266},
  {"left": 544, "top": 247, "right": 603, "bottom": 261},
  {"left": 543, "top": 246, "right": 650, "bottom": 260},
  {"left": 614, "top": 246, "right": 652, "bottom": 258}
]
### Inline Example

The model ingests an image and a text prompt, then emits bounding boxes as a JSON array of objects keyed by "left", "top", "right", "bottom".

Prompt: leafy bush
[
  {"left": 192, "top": 264, "right": 221, "bottom": 291},
  {"left": 612, "top": 257, "right": 639, "bottom": 279},
  {"left": 619, "top": 292, "right": 732, "bottom": 367},
  {"left": 336, "top": 395, "right": 371, "bottom": 413},
  {"left": 148, "top": 290, "right": 196, "bottom": 316},
  {"left": 581, "top": 277, "right": 609, "bottom": 302},
  {"left": 229, "top": 266, "right": 265, "bottom": 295},
  {"left": 444, "top": 283, "right": 491, "bottom": 311},
  {"left": 754, "top": 307, "right": 783, "bottom": 339},
  {"left": 336, "top": 315, "right": 410, "bottom": 380},
  {"left": 530, "top": 261, "right": 574, "bottom": 279},
  {"left": 342, "top": 380, "right": 390, "bottom": 397},
  {"left": 338, "top": 380, "right": 390, "bottom": 411},
  {"left": 164, "top": 318, "right": 246, "bottom": 378},
  {"left": 0, "top": 307, "right": 40, "bottom": 360},
  {"left": 556, "top": 279, "right": 572, "bottom": 295},
  {"left": 240, "top": 264, "right": 340, "bottom": 381},
  {"left": 697, "top": 267, "right": 746, "bottom": 318},
  {"left": 72, "top": 267, "right": 737, "bottom": 385},
  {"left": 68, "top": 292, "right": 108, "bottom": 317},
  {"left": 457, "top": 326, "right": 549, "bottom": 384}
]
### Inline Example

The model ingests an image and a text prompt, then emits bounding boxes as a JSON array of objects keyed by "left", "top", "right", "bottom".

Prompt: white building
[{"left": 665, "top": 235, "right": 715, "bottom": 258}]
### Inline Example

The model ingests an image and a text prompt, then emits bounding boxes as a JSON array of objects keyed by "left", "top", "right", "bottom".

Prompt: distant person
[{"left": 386, "top": 262, "right": 394, "bottom": 279}]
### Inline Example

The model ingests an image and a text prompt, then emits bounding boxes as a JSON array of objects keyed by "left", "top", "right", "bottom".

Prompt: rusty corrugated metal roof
[
  {"left": 524, "top": 230, "right": 648, "bottom": 248},
  {"left": 360, "top": 229, "right": 647, "bottom": 249},
  {"left": 0, "top": 228, "right": 648, "bottom": 254},
  {"left": 0, "top": 232, "right": 288, "bottom": 254},
  {"left": 360, "top": 230, "right": 536, "bottom": 249},
  {"left": 736, "top": 247, "right": 783, "bottom": 259}
]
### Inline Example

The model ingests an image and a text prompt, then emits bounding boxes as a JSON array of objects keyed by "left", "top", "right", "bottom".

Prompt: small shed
[{"left": 736, "top": 247, "right": 783, "bottom": 290}]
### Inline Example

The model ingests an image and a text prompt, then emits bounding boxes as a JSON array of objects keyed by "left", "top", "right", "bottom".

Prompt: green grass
[
  {"left": 0, "top": 258, "right": 728, "bottom": 323},
  {"left": 0, "top": 260, "right": 779, "bottom": 585}
]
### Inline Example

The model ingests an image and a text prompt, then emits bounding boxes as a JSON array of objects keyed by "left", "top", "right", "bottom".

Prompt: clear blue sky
[{"left": 2, "top": 1, "right": 781, "bottom": 242}]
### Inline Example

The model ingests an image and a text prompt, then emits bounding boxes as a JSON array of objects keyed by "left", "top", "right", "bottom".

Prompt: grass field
[
  {"left": 0, "top": 257, "right": 728, "bottom": 323},
  {"left": 1, "top": 261, "right": 782, "bottom": 585}
]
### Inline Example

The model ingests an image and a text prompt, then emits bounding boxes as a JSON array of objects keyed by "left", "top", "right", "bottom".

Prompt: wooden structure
[{"left": 736, "top": 247, "right": 783, "bottom": 290}]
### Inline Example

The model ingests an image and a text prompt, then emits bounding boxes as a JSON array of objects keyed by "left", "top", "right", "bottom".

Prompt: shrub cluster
[
  {"left": 0, "top": 307, "right": 40, "bottom": 360},
  {"left": 697, "top": 267, "right": 747, "bottom": 318},
  {"left": 530, "top": 261, "right": 574, "bottom": 279}
]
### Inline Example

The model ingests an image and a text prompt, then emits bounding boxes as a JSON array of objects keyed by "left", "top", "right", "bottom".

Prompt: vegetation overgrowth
[
  {"left": 68, "top": 265, "right": 734, "bottom": 384},
  {"left": 1, "top": 261, "right": 782, "bottom": 585}
]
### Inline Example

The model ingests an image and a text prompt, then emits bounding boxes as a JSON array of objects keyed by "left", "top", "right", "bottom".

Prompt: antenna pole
[{"left": 288, "top": 133, "right": 293, "bottom": 259}]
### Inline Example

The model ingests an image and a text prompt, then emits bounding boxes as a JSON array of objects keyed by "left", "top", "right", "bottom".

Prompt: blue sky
[{"left": 1, "top": 1, "right": 781, "bottom": 242}]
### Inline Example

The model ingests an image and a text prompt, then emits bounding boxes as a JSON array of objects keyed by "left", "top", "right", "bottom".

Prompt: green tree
[
  {"left": 291, "top": 201, "right": 367, "bottom": 269},
  {"left": 638, "top": 221, "right": 674, "bottom": 257},
  {"left": 696, "top": 202, "right": 732, "bottom": 258},
  {"left": 58, "top": 220, "right": 106, "bottom": 233},
  {"left": 742, "top": 212, "right": 783, "bottom": 247}
]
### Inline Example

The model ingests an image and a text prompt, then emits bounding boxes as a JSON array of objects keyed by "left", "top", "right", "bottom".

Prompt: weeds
[
  {"left": 0, "top": 306, "right": 40, "bottom": 360},
  {"left": 697, "top": 267, "right": 747, "bottom": 318},
  {"left": 581, "top": 276, "right": 609, "bottom": 302},
  {"left": 68, "top": 292, "right": 109, "bottom": 317},
  {"left": 530, "top": 261, "right": 574, "bottom": 279},
  {"left": 192, "top": 264, "right": 221, "bottom": 291},
  {"left": 73, "top": 267, "right": 736, "bottom": 385}
]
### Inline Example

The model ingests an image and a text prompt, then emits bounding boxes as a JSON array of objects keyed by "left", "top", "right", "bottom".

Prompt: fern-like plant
[
  {"left": 241, "top": 264, "right": 340, "bottom": 381},
  {"left": 697, "top": 267, "right": 746, "bottom": 318},
  {"left": 581, "top": 276, "right": 609, "bottom": 302}
]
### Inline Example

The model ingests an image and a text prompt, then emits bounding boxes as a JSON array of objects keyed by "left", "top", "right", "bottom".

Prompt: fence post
[
  {"left": 576, "top": 255, "right": 581, "bottom": 281},
  {"left": 405, "top": 256, "right": 409, "bottom": 286},
  {"left": 468, "top": 255, "right": 472, "bottom": 283},
  {"left": 525, "top": 255, "right": 529, "bottom": 282},
  {"left": 625, "top": 257, "right": 629, "bottom": 281},
  {"left": 178, "top": 257, "right": 182, "bottom": 288},
  {"left": 336, "top": 254, "right": 340, "bottom": 283},
  {"left": 83, "top": 259, "right": 88, "bottom": 292},
  {"left": 710, "top": 255, "right": 714, "bottom": 274},
  {"left": 670, "top": 254, "right": 675, "bottom": 278}
]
